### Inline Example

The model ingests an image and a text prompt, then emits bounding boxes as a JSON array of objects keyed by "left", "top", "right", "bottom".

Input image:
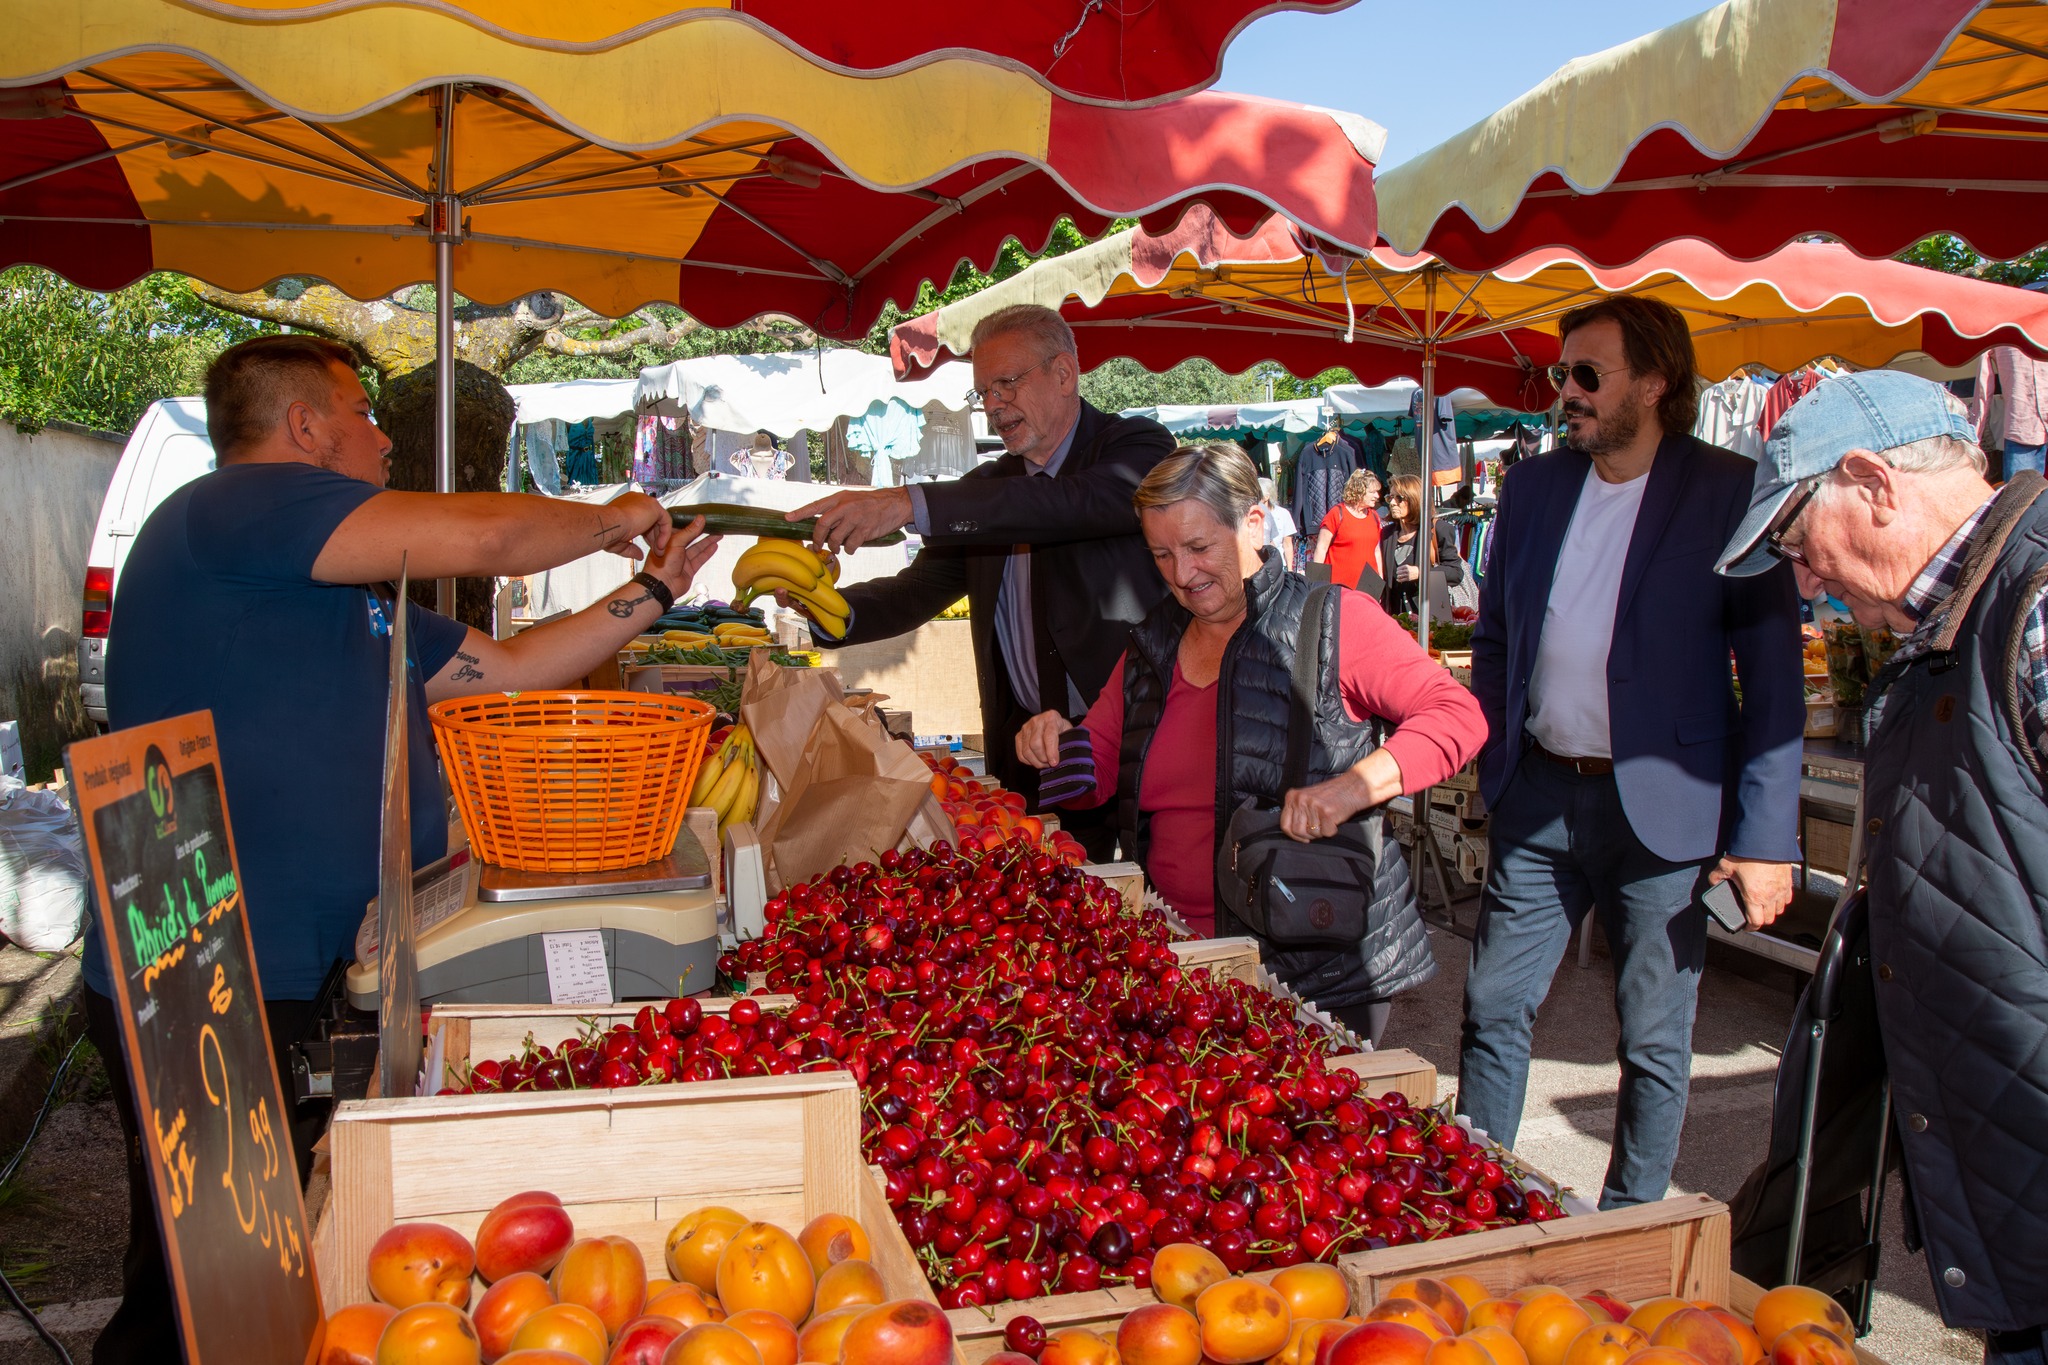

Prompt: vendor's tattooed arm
[
  {"left": 607, "top": 585, "right": 657, "bottom": 618},
  {"left": 448, "top": 649, "right": 486, "bottom": 683}
]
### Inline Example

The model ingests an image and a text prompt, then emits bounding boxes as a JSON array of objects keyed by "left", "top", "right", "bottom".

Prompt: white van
[{"left": 78, "top": 397, "right": 215, "bottom": 727}]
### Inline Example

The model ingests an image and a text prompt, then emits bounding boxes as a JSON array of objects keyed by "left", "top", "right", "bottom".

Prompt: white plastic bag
[{"left": 0, "top": 776, "right": 89, "bottom": 952}]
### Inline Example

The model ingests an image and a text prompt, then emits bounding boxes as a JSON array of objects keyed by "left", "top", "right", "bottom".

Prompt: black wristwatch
[{"left": 629, "top": 570, "right": 674, "bottom": 612}]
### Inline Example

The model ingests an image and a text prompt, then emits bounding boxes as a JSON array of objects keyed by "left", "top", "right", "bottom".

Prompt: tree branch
[{"left": 542, "top": 318, "right": 690, "bottom": 356}]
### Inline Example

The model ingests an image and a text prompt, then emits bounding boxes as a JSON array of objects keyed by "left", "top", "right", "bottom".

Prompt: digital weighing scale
[{"left": 346, "top": 823, "right": 721, "bottom": 1010}]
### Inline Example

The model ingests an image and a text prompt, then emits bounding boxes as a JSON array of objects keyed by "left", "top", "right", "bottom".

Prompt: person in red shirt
[
  {"left": 1017, "top": 443, "right": 1484, "bottom": 1045},
  {"left": 1312, "top": 468, "right": 1385, "bottom": 592}
]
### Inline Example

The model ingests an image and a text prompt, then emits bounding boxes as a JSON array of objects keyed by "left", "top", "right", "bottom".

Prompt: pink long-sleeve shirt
[{"left": 1062, "top": 591, "right": 1486, "bottom": 935}]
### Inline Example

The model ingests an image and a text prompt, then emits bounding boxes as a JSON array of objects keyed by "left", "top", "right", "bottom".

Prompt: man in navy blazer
[{"left": 1461, "top": 296, "right": 1804, "bottom": 1210}]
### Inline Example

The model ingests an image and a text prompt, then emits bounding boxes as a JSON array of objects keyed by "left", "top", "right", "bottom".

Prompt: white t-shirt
[
  {"left": 1525, "top": 466, "right": 1651, "bottom": 759},
  {"left": 1263, "top": 505, "right": 1298, "bottom": 546}
]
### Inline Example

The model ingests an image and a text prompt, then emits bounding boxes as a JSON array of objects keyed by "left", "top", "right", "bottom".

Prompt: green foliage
[
  {"left": 0, "top": 267, "right": 273, "bottom": 434},
  {"left": 1896, "top": 233, "right": 2048, "bottom": 288}
]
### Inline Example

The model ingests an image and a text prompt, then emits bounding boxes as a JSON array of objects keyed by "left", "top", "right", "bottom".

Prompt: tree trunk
[{"left": 374, "top": 360, "right": 516, "bottom": 634}]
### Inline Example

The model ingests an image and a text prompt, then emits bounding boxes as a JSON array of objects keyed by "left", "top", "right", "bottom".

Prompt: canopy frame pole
[
  {"left": 1417, "top": 266, "right": 1439, "bottom": 651},
  {"left": 431, "top": 84, "right": 462, "bottom": 616}
]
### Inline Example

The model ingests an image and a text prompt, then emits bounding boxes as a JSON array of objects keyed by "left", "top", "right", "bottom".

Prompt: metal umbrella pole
[
  {"left": 1415, "top": 265, "right": 1439, "bottom": 651},
  {"left": 430, "top": 84, "right": 460, "bottom": 616}
]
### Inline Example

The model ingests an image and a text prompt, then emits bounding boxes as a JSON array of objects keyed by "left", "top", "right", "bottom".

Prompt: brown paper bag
[
  {"left": 739, "top": 649, "right": 842, "bottom": 835},
  {"left": 762, "top": 703, "right": 934, "bottom": 887}
]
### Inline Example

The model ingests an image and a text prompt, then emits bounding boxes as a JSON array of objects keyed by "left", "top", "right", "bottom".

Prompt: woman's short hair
[
  {"left": 1556, "top": 294, "right": 1701, "bottom": 435},
  {"left": 1387, "top": 474, "right": 1424, "bottom": 532},
  {"left": 1134, "top": 441, "right": 1261, "bottom": 528},
  {"left": 204, "top": 334, "right": 360, "bottom": 461},
  {"left": 1341, "top": 469, "right": 1378, "bottom": 506}
]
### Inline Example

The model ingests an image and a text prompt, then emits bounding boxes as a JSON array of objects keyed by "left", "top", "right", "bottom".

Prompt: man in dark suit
[
  {"left": 788, "top": 304, "right": 1174, "bottom": 856},
  {"left": 1461, "top": 296, "right": 1804, "bottom": 1209}
]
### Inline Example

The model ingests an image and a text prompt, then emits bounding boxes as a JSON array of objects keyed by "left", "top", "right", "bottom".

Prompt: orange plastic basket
[{"left": 428, "top": 691, "right": 715, "bottom": 873}]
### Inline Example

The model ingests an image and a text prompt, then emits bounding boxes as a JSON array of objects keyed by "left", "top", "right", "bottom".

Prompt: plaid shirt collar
[{"left": 1899, "top": 495, "right": 1996, "bottom": 642}]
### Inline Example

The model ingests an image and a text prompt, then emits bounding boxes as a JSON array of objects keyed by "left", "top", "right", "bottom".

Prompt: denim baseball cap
[{"left": 1716, "top": 370, "right": 1978, "bottom": 577}]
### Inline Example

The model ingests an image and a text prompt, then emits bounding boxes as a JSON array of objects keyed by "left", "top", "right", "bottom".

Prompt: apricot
[
  {"left": 1650, "top": 1308, "right": 1742, "bottom": 1365},
  {"left": 500, "top": 1353, "right": 593, "bottom": 1365},
  {"left": 1584, "top": 1294, "right": 1635, "bottom": 1324},
  {"left": 645, "top": 1283, "right": 725, "bottom": 1329},
  {"left": 1704, "top": 1309, "right": 1765, "bottom": 1365},
  {"left": 1273, "top": 1262, "right": 1351, "bottom": 1321},
  {"left": 1466, "top": 1325, "right": 1532, "bottom": 1365},
  {"left": 1619, "top": 1351, "right": 1707, "bottom": 1365},
  {"left": 1116, "top": 1302, "right": 1202, "bottom": 1365},
  {"left": 475, "top": 1272, "right": 557, "bottom": 1361},
  {"left": 1325, "top": 1321, "right": 1436, "bottom": 1365},
  {"left": 1623, "top": 1299, "right": 1694, "bottom": 1338},
  {"left": 1041, "top": 1328, "right": 1120, "bottom": 1364},
  {"left": 1561, "top": 1323, "right": 1649, "bottom": 1365},
  {"left": 370, "top": 1224, "right": 479, "bottom": 1310},
  {"left": 810, "top": 1259, "right": 884, "bottom": 1314},
  {"left": 1152, "top": 1242, "right": 1230, "bottom": 1312},
  {"left": 553, "top": 1237, "right": 648, "bottom": 1339},
  {"left": 792, "top": 1305, "right": 863, "bottom": 1362},
  {"left": 1579, "top": 1300, "right": 1622, "bottom": 1324},
  {"left": 793, "top": 1213, "right": 870, "bottom": 1275},
  {"left": 1470, "top": 1299, "right": 1527, "bottom": 1332},
  {"left": 1368, "top": 1298, "right": 1456, "bottom": 1341},
  {"left": 665, "top": 1208, "right": 750, "bottom": 1292},
  {"left": 1768, "top": 1324, "right": 1856, "bottom": 1365},
  {"left": 477, "top": 1192, "right": 577, "bottom": 1283},
  {"left": 715, "top": 1224, "right": 815, "bottom": 1326},
  {"left": 320, "top": 1301, "right": 397, "bottom": 1365},
  {"left": 722, "top": 1309, "right": 797, "bottom": 1365},
  {"left": 1512, "top": 1293, "right": 1594, "bottom": 1365},
  {"left": 1445, "top": 1277, "right": 1495, "bottom": 1311},
  {"left": 608, "top": 1315, "right": 688, "bottom": 1365},
  {"left": 1274, "top": 1318, "right": 1353, "bottom": 1365},
  {"left": 376, "top": 1303, "right": 482, "bottom": 1365},
  {"left": 1428, "top": 1336, "right": 1504, "bottom": 1365},
  {"left": 659, "top": 1323, "right": 763, "bottom": 1365},
  {"left": 1386, "top": 1279, "right": 1470, "bottom": 1334},
  {"left": 837, "top": 1299, "right": 955, "bottom": 1365},
  {"left": 511, "top": 1304, "right": 609, "bottom": 1365},
  {"left": 1195, "top": 1277, "right": 1294, "bottom": 1364},
  {"left": 1749, "top": 1287, "right": 1854, "bottom": 1352}
]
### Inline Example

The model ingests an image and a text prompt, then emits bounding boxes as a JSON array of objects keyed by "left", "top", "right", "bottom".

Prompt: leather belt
[{"left": 1532, "top": 740, "right": 1614, "bottom": 776}]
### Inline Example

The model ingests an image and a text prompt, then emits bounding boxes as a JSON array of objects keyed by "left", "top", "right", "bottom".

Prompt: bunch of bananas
[
  {"left": 711, "top": 620, "right": 773, "bottom": 648},
  {"left": 731, "top": 539, "right": 850, "bottom": 638},
  {"left": 689, "top": 723, "right": 760, "bottom": 839}
]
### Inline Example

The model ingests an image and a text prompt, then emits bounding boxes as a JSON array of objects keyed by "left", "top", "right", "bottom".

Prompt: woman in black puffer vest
[{"left": 1018, "top": 443, "right": 1484, "bottom": 1045}]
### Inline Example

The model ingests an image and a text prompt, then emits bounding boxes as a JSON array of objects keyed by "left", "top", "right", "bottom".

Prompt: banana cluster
[
  {"left": 690, "top": 723, "right": 760, "bottom": 841},
  {"left": 731, "top": 539, "right": 850, "bottom": 638},
  {"left": 711, "top": 621, "right": 773, "bottom": 647}
]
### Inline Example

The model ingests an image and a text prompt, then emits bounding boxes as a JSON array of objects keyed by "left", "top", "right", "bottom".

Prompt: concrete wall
[{"left": 0, "top": 419, "right": 122, "bottom": 687}]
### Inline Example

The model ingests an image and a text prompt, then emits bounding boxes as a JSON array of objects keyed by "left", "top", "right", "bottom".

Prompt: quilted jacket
[{"left": 1862, "top": 474, "right": 2048, "bottom": 1331}]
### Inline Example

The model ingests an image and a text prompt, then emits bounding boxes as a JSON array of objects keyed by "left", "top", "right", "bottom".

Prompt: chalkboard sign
[{"left": 68, "top": 712, "right": 323, "bottom": 1365}]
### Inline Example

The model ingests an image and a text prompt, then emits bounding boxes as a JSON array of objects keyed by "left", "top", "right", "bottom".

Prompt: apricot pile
[
  {"left": 319, "top": 1194, "right": 952, "bottom": 1365},
  {"left": 986, "top": 1259, "right": 1863, "bottom": 1365}
]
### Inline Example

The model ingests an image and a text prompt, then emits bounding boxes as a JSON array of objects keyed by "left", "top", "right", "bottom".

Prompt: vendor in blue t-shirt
[{"left": 80, "top": 334, "right": 719, "bottom": 1363}]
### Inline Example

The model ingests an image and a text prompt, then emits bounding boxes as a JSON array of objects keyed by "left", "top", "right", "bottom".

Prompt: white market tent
[
  {"left": 1120, "top": 398, "right": 1324, "bottom": 440},
  {"left": 507, "top": 378, "right": 638, "bottom": 427}
]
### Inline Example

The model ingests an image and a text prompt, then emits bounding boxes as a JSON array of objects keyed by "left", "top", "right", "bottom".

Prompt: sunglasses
[
  {"left": 1546, "top": 362, "right": 1631, "bottom": 394},
  {"left": 1764, "top": 476, "right": 1823, "bottom": 567}
]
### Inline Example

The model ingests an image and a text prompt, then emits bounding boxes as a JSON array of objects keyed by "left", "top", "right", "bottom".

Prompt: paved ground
[{"left": 0, "top": 924, "right": 1979, "bottom": 1364}]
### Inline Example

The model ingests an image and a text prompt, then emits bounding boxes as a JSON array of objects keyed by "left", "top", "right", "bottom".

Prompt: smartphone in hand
[{"left": 1701, "top": 877, "right": 1750, "bottom": 933}]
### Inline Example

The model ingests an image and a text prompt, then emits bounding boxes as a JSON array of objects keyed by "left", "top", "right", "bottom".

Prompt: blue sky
[{"left": 1219, "top": 1, "right": 1718, "bottom": 167}]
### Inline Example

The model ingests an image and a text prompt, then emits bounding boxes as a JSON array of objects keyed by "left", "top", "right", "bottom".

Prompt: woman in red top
[
  {"left": 1311, "top": 468, "right": 1384, "bottom": 592},
  {"left": 1017, "top": 443, "right": 1484, "bottom": 1045}
]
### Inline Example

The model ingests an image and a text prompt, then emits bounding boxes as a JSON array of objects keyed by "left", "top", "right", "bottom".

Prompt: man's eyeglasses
[
  {"left": 1764, "top": 476, "right": 1824, "bottom": 567},
  {"left": 967, "top": 354, "right": 1056, "bottom": 407},
  {"left": 1546, "top": 362, "right": 1631, "bottom": 394}
]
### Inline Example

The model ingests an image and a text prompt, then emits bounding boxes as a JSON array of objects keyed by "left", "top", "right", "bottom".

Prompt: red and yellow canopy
[{"left": 1377, "top": 0, "right": 2048, "bottom": 269}]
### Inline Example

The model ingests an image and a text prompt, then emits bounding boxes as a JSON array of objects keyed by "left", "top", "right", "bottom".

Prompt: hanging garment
[
  {"left": 1289, "top": 431, "right": 1362, "bottom": 548},
  {"left": 1408, "top": 390, "right": 1461, "bottom": 486},
  {"left": 845, "top": 401, "right": 927, "bottom": 486},
  {"left": 1356, "top": 425, "right": 1389, "bottom": 480},
  {"left": 1757, "top": 369, "right": 1824, "bottom": 442},
  {"left": 521, "top": 420, "right": 564, "bottom": 494},
  {"left": 563, "top": 420, "right": 601, "bottom": 485},
  {"left": 1694, "top": 377, "right": 1770, "bottom": 459},
  {"left": 1977, "top": 346, "right": 2048, "bottom": 450}
]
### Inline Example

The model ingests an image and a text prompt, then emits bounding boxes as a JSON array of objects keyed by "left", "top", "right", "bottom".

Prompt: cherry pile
[{"left": 456, "top": 837, "right": 1565, "bottom": 1309}]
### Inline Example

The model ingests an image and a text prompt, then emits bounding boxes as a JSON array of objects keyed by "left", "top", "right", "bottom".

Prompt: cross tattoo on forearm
[{"left": 608, "top": 588, "right": 657, "bottom": 619}]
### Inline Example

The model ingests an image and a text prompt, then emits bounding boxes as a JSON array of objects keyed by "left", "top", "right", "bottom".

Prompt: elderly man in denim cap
[{"left": 1718, "top": 370, "right": 2048, "bottom": 1364}]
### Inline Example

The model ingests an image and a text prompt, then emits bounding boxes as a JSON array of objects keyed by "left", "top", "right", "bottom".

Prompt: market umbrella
[
  {"left": 102, "top": 0, "right": 1357, "bottom": 107},
  {"left": 5, "top": 17, "right": 1383, "bottom": 607},
  {"left": 1374, "top": 0, "right": 2048, "bottom": 270},
  {"left": 892, "top": 205, "right": 2048, "bottom": 637}
]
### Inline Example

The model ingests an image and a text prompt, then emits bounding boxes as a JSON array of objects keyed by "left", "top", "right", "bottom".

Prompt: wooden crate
[
  {"left": 314, "top": 1071, "right": 958, "bottom": 1355},
  {"left": 1081, "top": 860, "right": 1147, "bottom": 913},
  {"left": 1729, "top": 1274, "right": 1888, "bottom": 1365},
  {"left": 1343, "top": 1193, "right": 1732, "bottom": 1308},
  {"left": 423, "top": 997, "right": 796, "bottom": 1093}
]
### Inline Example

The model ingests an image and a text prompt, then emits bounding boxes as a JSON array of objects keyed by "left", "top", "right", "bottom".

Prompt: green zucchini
[{"left": 668, "top": 502, "right": 905, "bottom": 547}]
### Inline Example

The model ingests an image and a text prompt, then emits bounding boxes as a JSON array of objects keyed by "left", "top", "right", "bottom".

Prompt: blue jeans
[
  {"left": 2006, "top": 442, "right": 2048, "bottom": 479},
  {"left": 1457, "top": 747, "right": 1711, "bottom": 1209}
]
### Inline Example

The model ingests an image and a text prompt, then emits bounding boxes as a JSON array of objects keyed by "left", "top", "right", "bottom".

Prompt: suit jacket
[
  {"left": 1470, "top": 433, "right": 1804, "bottom": 863},
  {"left": 829, "top": 401, "right": 1175, "bottom": 795}
]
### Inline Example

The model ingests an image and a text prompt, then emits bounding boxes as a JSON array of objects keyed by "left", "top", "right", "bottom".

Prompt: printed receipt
[{"left": 541, "top": 930, "right": 613, "bottom": 1005}]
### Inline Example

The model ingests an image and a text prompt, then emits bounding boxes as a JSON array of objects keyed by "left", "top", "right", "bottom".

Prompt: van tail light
[{"left": 82, "top": 565, "right": 113, "bottom": 638}]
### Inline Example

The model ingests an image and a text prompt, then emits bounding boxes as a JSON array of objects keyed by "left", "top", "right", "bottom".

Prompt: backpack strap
[{"left": 1285, "top": 584, "right": 1338, "bottom": 791}]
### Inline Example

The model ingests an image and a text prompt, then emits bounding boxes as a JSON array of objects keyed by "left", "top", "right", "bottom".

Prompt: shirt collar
[
  {"left": 1900, "top": 494, "right": 1996, "bottom": 629},
  {"left": 1028, "top": 415, "right": 1079, "bottom": 478}
]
